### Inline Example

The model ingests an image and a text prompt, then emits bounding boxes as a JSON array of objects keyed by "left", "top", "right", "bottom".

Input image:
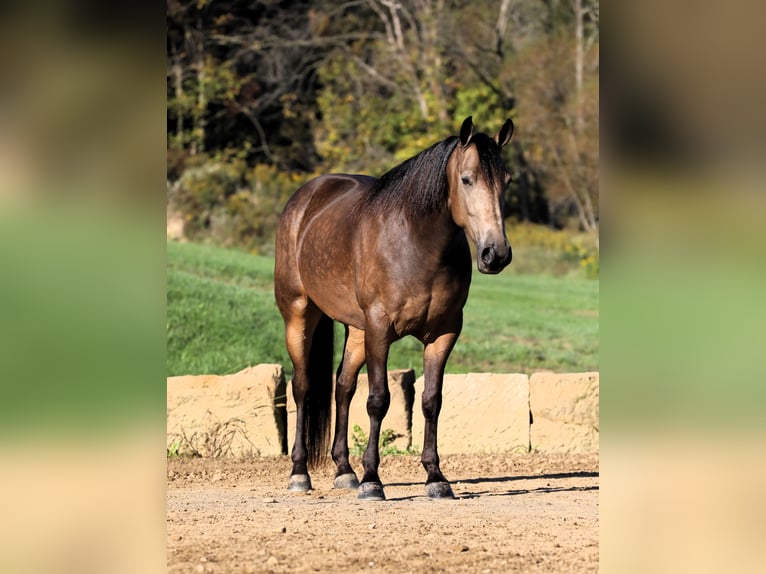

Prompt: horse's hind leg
[
  {"left": 421, "top": 329, "right": 460, "bottom": 499},
  {"left": 283, "top": 298, "right": 322, "bottom": 491},
  {"left": 332, "top": 326, "right": 365, "bottom": 489}
]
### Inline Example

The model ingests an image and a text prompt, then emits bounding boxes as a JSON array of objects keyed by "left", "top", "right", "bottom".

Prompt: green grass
[
  {"left": 167, "top": 240, "right": 598, "bottom": 376},
  {"left": 167, "top": 241, "right": 285, "bottom": 375}
]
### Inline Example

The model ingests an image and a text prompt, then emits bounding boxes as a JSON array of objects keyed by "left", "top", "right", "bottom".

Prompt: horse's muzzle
[{"left": 477, "top": 241, "right": 512, "bottom": 274}]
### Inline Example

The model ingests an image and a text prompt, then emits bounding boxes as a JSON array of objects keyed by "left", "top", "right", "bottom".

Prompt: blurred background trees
[{"left": 167, "top": 0, "right": 598, "bottom": 265}]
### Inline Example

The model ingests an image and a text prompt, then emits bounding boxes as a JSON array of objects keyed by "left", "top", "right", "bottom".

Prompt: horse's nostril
[{"left": 481, "top": 245, "right": 495, "bottom": 264}]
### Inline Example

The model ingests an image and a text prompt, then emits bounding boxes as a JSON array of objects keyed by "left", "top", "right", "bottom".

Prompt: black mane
[
  {"left": 365, "top": 136, "right": 460, "bottom": 215},
  {"left": 364, "top": 132, "right": 506, "bottom": 216}
]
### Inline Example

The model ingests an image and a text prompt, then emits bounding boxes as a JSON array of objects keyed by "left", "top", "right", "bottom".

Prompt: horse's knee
[
  {"left": 421, "top": 392, "right": 442, "bottom": 421},
  {"left": 335, "top": 378, "right": 357, "bottom": 402},
  {"left": 366, "top": 389, "right": 390, "bottom": 419}
]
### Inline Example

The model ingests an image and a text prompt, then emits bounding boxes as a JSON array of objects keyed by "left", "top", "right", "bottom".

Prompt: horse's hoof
[
  {"left": 287, "top": 474, "right": 312, "bottom": 492},
  {"left": 426, "top": 482, "right": 455, "bottom": 499},
  {"left": 357, "top": 481, "right": 386, "bottom": 501},
  {"left": 334, "top": 472, "right": 359, "bottom": 489}
]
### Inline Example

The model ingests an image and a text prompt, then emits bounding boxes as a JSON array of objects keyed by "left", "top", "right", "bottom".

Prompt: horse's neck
[{"left": 390, "top": 206, "right": 464, "bottom": 255}]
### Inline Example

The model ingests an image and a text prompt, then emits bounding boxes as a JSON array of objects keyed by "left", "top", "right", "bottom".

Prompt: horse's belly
[{"left": 303, "top": 272, "right": 364, "bottom": 328}]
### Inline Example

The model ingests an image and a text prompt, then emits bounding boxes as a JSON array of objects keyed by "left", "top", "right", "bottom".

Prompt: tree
[
  {"left": 501, "top": 0, "right": 599, "bottom": 234},
  {"left": 312, "top": 0, "right": 462, "bottom": 173},
  {"left": 167, "top": 0, "right": 334, "bottom": 170},
  {"left": 166, "top": 0, "right": 600, "bottom": 241}
]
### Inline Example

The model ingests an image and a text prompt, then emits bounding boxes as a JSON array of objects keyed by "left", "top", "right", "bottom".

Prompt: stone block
[
  {"left": 529, "top": 372, "right": 599, "bottom": 453},
  {"left": 167, "top": 364, "right": 287, "bottom": 457},
  {"left": 286, "top": 369, "right": 416, "bottom": 452},
  {"left": 411, "top": 373, "right": 530, "bottom": 454}
]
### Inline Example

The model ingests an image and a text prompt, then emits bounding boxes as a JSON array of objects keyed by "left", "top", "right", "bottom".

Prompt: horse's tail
[{"left": 305, "top": 313, "right": 334, "bottom": 469}]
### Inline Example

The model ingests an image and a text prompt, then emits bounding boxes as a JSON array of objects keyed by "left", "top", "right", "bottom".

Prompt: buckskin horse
[{"left": 274, "top": 116, "right": 514, "bottom": 500}]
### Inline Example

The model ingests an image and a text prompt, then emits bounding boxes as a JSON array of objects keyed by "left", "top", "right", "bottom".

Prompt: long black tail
[{"left": 305, "top": 313, "right": 334, "bottom": 468}]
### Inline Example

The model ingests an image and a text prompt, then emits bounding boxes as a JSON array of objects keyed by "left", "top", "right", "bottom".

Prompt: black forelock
[{"left": 471, "top": 132, "right": 507, "bottom": 190}]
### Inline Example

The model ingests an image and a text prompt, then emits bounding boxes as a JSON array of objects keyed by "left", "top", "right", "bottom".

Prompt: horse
[{"left": 274, "top": 116, "right": 514, "bottom": 500}]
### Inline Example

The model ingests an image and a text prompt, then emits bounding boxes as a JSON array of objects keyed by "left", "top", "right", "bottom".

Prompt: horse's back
[{"left": 278, "top": 174, "right": 373, "bottom": 242}]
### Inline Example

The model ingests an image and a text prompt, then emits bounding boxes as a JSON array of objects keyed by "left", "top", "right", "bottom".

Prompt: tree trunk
[
  {"left": 173, "top": 56, "right": 184, "bottom": 146},
  {"left": 196, "top": 60, "right": 206, "bottom": 154},
  {"left": 421, "top": 0, "right": 448, "bottom": 123},
  {"left": 574, "top": 0, "right": 584, "bottom": 135},
  {"left": 495, "top": 0, "right": 512, "bottom": 56},
  {"left": 191, "top": 17, "right": 206, "bottom": 155}
]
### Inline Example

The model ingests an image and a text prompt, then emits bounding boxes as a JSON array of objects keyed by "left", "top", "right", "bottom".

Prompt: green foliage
[
  {"left": 562, "top": 236, "right": 600, "bottom": 279},
  {"left": 582, "top": 252, "right": 599, "bottom": 279},
  {"left": 453, "top": 85, "right": 506, "bottom": 132},
  {"left": 166, "top": 241, "right": 598, "bottom": 376},
  {"left": 167, "top": 441, "right": 182, "bottom": 458},
  {"left": 170, "top": 159, "right": 246, "bottom": 238},
  {"left": 350, "top": 424, "right": 417, "bottom": 456},
  {"left": 507, "top": 222, "right": 599, "bottom": 278},
  {"left": 169, "top": 160, "right": 305, "bottom": 255},
  {"left": 226, "top": 164, "right": 301, "bottom": 256},
  {"left": 167, "top": 0, "right": 599, "bottom": 233},
  {"left": 314, "top": 53, "right": 429, "bottom": 173}
]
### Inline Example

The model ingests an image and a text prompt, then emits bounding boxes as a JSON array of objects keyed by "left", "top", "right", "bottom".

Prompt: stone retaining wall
[
  {"left": 167, "top": 364, "right": 287, "bottom": 457},
  {"left": 412, "top": 373, "right": 530, "bottom": 454},
  {"left": 529, "top": 372, "right": 599, "bottom": 453},
  {"left": 167, "top": 366, "right": 599, "bottom": 457}
]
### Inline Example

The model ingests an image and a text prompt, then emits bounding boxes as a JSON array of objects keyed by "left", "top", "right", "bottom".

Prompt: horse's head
[{"left": 447, "top": 116, "right": 514, "bottom": 274}]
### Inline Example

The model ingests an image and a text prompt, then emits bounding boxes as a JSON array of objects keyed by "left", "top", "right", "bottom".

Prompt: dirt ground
[{"left": 167, "top": 452, "right": 598, "bottom": 573}]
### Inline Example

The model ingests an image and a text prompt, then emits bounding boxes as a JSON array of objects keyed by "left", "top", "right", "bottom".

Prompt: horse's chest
[
  {"left": 387, "top": 272, "right": 469, "bottom": 337},
  {"left": 357, "top": 223, "right": 471, "bottom": 337}
]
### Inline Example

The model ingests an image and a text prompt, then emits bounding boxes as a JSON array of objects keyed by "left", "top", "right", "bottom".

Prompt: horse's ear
[
  {"left": 459, "top": 116, "right": 474, "bottom": 147},
  {"left": 494, "top": 119, "right": 514, "bottom": 148}
]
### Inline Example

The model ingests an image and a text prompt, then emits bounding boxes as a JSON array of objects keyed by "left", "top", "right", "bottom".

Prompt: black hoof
[
  {"left": 357, "top": 481, "right": 386, "bottom": 501},
  {"left": 287, "top": 474, "right": 312, "bottom": 492},
  {"left": 334, "top": 472, "right": 359, "bottom": 489},
  {"left": 425, "top": 482, "right": 455, "bottom": 499}
]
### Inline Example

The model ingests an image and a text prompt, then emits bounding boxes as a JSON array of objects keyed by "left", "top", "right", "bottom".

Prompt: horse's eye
[{"left": 461, "top": 176, "right": 472, "bottom": 186}]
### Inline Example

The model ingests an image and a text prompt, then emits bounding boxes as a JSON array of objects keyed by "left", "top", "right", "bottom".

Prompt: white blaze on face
[{"left": 454, "top": 144, "right": 505, "bottom": 248}]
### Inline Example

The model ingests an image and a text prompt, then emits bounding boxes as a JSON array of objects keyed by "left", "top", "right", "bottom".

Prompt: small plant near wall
[{"left": 350, "top": 424, "right": 419, "bottom": 456}]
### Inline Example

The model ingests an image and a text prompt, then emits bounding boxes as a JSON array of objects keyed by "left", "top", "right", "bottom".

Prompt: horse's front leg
[
  {"left": 357, "top": 316, "right": 393, "bottom": 500},
  {"left": 421, "top": 328, "right": 460, "bottom": 499}
]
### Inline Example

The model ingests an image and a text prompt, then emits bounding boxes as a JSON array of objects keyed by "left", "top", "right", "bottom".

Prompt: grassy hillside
[{"left": 167, "top": 241, "right": 598, "bottom": 376}]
